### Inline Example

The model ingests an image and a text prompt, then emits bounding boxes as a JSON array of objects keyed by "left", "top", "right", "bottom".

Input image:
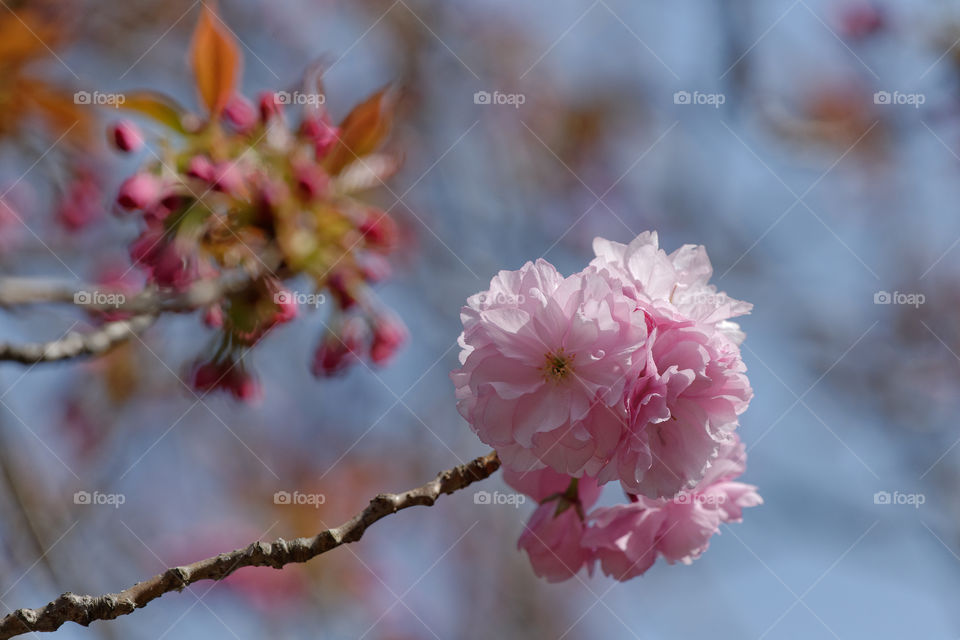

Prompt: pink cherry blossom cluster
[
  {"left": 451, "top": 231, "right": 761, "bottom": 581},
  {"left": 105, "top": 83, "right": 407, "bottom": 402}
]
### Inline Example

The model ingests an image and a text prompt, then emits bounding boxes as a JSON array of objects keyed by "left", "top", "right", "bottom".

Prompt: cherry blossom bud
[
  {"left": 150, "top": 246, "right": 197, "bottom": 290},
  {"left": 272, "top": 287, "right": 299, "bottom": 324},
  {"left": 370, "top": 315, "right": 407, "bottom": 365},
  {"left": 129, "top": 227, "right": 196, "bottom": 290},
  {"left": 229, "top": 370, "right": 263, "bottom": 404},
  {"left": 301, "top": 114, "right": 338, "bottom": 158},
  {"left": 311, "top": 318, "right": 365, "bottom": 377},
  {"left": 117, "top": 173, "right": 162, "bottom": 210},
  {"left": 258, "top": 91, "right": 284, "bottom": 124},
  {"left": 223, "top": 94, "right": 257, "bottom": 133},
  {"left": 203, "top": 305, "right": 224, "bottom": 329},
  {"left": 142, "top": 193, "right": 186, "bottom": 223},
  {"left": 328, "top": 272, "right": 358, "bottom": 310},
  {"left": 837, "top": 3, "right": 884, "bottom": 39},
  {"left": 359, "top": 212, "right": 398, "bottom": 252},
  {"left": 212, "top": 162, "right": 245, "bottom": 196},
  {"left": 186, "top": 155, "right": 215, "bottom": 182},
  {"left": 257, "top": 177, "right": 287, "bottom": 209},
  {"left": 57, "top": 174, "right": 102, "bottom": 230},
  {"left": 191, "top": 358, "right": 262, "bottom": 404},
  {"left": 129, "top": 228, "right": 161, "bottom": 265},
  {"left": 191, "top": 360, "right": 227, "bottom": 393},
  {"left": 358, "top": 253, "right": 391, "bottom": 284},
  {"left": 252, "top": 177, "right": 287, "bottom": 228},
  {"left": 294, "top": 163, "right": 329, "bottom": 201},
  {"left": 109, "top": 120, "right": 144, "bottom": 153}
]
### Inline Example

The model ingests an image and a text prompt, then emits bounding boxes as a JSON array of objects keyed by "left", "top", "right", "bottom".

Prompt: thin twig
[
  {"left": 0, "top": 275, "right": 249, "bottom": 313},
  {"left": 0, "top": 271, "right": 259, "bottom": 364},
  {"left": 0, "top": 451, "right": 501, "bottom": 639},
  {"left": 0, "top": 315, "right": 156, "bottom": 364}
]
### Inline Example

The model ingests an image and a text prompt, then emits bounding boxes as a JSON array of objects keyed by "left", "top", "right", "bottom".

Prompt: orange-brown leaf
[
  {"left": 120, "top": 91, "right": 190, "bottom": 133},
  {"left": 323, "top": 87, "right": 396, "bottom": 176},
  {"left": 0, "top": 10, "right": 64, "bottom": 65},
  {"left": 190, "top": 5, "right": 241, "bottom": 118}
]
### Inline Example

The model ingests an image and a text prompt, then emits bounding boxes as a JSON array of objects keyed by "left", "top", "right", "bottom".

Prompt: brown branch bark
[
  {"left": 0, "top": 271, "right": 257, "bottom": 364},
  {"left": 0, "top": 275, "right": 249, "bottom": 313},
  {"left": 0, "top": 451, "right": 501, "bottom": 639},
  {"left": 0, "top": 315, "right": 156, "bottom": 364}
]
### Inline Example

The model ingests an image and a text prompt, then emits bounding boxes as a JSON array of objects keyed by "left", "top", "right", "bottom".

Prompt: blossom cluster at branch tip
[
  {"left": 108, "top": 79, "right": 406, "bottom": 401},
  {"left": 452, "top": 231, "right": 760, "bottom": 581}
]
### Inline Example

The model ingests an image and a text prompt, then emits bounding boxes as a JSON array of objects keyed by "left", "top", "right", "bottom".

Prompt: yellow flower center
[{"left": 542, "top": 349, "right": 575, "bottom": 383}]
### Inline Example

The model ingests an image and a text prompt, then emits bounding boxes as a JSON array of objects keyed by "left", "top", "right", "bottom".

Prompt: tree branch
[
  {"left": 0, "top": 451, "right": 501, "bottom": 639},
  {"left": 0, "top": 272, "right": 257, "bottom": 364},
  {"left": 0, "top": 275, "right": 249, "bottom": 314},
  {"left": 0, "top": 315, "right": 156, "bottom": 364}
]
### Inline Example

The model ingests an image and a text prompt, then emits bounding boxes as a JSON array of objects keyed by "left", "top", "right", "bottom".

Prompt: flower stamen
[{"left": 542, "top": 348, "right": 575, "bottom": 383}]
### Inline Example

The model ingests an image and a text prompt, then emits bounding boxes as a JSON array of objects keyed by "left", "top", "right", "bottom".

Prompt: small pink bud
[
  {"left": 294, "top": 163, "right": 329, "bottom": 201},
  {"left": 252, "top": 177, "right": 287, "bottom": 227},
  {"left": 150, "top": 245, "right": 197, "bottom": 290},
  {"left": 837, "top": 3, "right": 884, "bottom": 39},
  {"left": 203, "top": 305, "right": 224, "bottom": 329},
  {"left": 212, "top": 162, "right": 245, "bottom": 196},
  {"left": 129, "top": 227, "right": 162, "bottom": 264},
  {"left": 142, "top": 193, "right": 185, "bottom": 223},
  {"left": 223, "top": 95, "right": 257, "bottom": 132},
  {"left": 258, "top": 91, "right": 284, "bottom": 124},
  {"left": 230, "top": 370, "right": 263, "bottom": 404},
  {"left": 117, "top": 173, "right": 162, "bottom": 210},
  {"left": 328, "top": 272, "right": 358, "bottom": 310},
  {"left": 191, "top": 360, "right": 227, "bottom": 393},
  {"left": 370, "top": 315, "right": 407, "bottom": 365},
  {"left": 311, "top": 318, "right": 365, "bottom": 377},
  {"left": 272, "top": 288, "right": 299, "bottom": 324},
  {"left": 301, "top": 114, "right": 338, "bottom": 158},
  {"left": 359, "top": 212, "right": 398, "bottom": 252},
  {"left": 191, "top": 358, "right": 262, "bottom": 404},
  {"left": 56, "top": 174, "right": 102, "bottom": 230},
  {"left": 257, "top": 178, "right": 286, "bottom": 209},
  {"left": 186, "top": 155, "right": 215, "bottom": 182},
  {"left": 109, "top": 120, "right": 143, "bottom": 153},
  {"left": 358, "top": 253, "right": 391, "bottom": 284},
  {"left": 128, "top": 227, "right": 196, "bottom": 290}
]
